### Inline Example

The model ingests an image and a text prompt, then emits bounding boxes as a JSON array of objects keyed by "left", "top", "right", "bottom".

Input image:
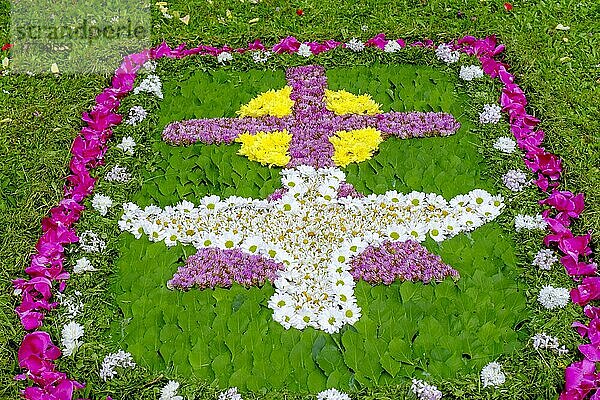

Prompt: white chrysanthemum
[
  {"left": 99, "top": 350, "right": 136, "bottom": 381},
  {"left": 384, "top": 40, "right": 403, "bottom": 53},
  {"left": 532, "top": 333, "right": 568, "bottom": 355},
  {"left": 479, "top": 104, "right": 502, "bottom": 124},
  {"left": 317, "top": 388, "right": 351, "bottom": 400},
  {"left": 217, "top": 51, "right": 233, "bottom": 64},
  {"left": 73, "top": 257, "right": 96, "bottom": 274},
  {"left": 61, "top": 321, "right": 84, "bottom": 357},
  {"left": 515, "top": 214, "right": 547, "bottom": 231},
  {"left": 91, "top": 193, "right": 113, "bottom": 216},
  {"left": 79, "top": 230, "right": 106, "bottom": 253},
  {"left": 133, "top": 74, "right": 163, "bottom": 99},
  {"left": 481, "top": 362, "right": 506, "bottom": 388},
  {"left": 142, "top": 61, "right": 156, "bottom": 72},
  {"left": 218, "top": 387, "right": 243, "bottom": 400},
  {"left": 459, "top": 65, "right": 484, "bottom": 81},
  {"left": 502, "top": 169, "right": 529, "bottom": 192},
  {"left": 105, "top": 164, "right": 132, "bottom": 183},
  {"left": 435, "top": 43, "right": 460, "bottom": 64},
  {"left": 251, "top": 50, "right": 271, "bottom": 64},
  {"left": 493, "top": 136, "right": 517, "bottom": 154},
  {"left": 533, "top": 249, "right": 559, "bottom": 270},
  {"left": 159, "top": 380, "right": 183, "bottom": 400},
  {"left": 125, "top": 105, "right": 148, "bottom": 126},
  {"left": 297, "top": 43, "right": 312, "bottom": 57},
  {"left": 346, "top": 38, "right": 365, "bottom": 52},
  {"left": 411, "top": 378, "right": 443, "bottom": 400},
  {"left": 117, "top": 136, "right": 136, "bottom": 155},
  {"left": 538, "top": 285, "right": 570, "bottom": 309}
]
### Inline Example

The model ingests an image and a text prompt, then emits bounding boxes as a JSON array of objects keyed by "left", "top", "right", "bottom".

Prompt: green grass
[{"left": 0, "top": 0, "right": 599, "bottom": 399}]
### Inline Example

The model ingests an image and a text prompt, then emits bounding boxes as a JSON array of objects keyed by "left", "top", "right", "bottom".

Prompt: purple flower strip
[
  {"left": 168, "top": 248, "right": 284, "bottom": 290},
  {"left": 350, "top": 240, "right": 459, "bottom": 285}
]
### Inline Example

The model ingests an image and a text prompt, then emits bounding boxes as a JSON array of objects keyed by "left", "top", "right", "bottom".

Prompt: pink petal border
[{"left": 12, "top": 35, "right": 596, "bottom": 399}]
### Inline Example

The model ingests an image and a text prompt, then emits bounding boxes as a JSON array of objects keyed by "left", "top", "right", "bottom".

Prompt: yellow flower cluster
[
  {"left": 324, "top": 89, "right": 382, "bottom": 115},
  {"left": 235, "top": 130, "right": 292, "bottom": 167},
  {"left": 237, "top": 86, "right": 295, "bottom": 118},
  {"left": 329, "top": 128, "right": 383, "bottom": 167}
]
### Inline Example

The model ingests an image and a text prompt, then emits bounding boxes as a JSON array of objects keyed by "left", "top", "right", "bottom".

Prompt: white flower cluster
[
  {"left": 133, "top": 74, "right": 163, "bottom": 99},
  {"left": 384, "top": 40, "right": 403, "bottom": 53},
  {"left": 125, "top": 105, "right": 148, "bottom": 126},
  {"left": 99, "top": 350, "right": 136, "bottom": 381},
  {"left": 411, "top": 379, "right": 442, "bottom": 400},
  {"left": 317, "top": 388, "right": 351, "bottom": 400},
  {"left": 217, "top": 51, "right": 233, "bottom": 64},
  {"left": 493, "top": 136, "right": 517, "bottom": 154},
  {"left": 538, "top": 285, "right": 570, "bottom": 309},
  {"left": 345, "top": 38, "right": 364, "bottom": 52},
  {"left": 459, "top": 65, "right": 484, "bottom": 81},
  {"left": 435, "top": 43, "right": 460, "bottom": 64},
  {"left": 61, "top": 321, "right": 84, "bottom": 356},
  {"left": 514, "top": 214, "right": 547, "bottom": 231},
  {"left": 79, "top": 230, "right": 106, "bottom": 253},
  {"left": 117, "top": 136, "right": 136, "bottom": 155},
  {"left": 73, "top": 257, "right": 96, "bottom": 274},
  {"left": 532, "top": 333, "right": 568, "bottom": 355},
  {"left": 297, "top": 43, "right": 312, "bottom": 57},
  {"left": 56, "top": 290, "right": 83, "bottom": 319},
  {"left": 105, "top": 165, "right": 132, "bottom": 183},
  {"left": 159, "top": 381, "right": 183, "bottom": 400},
  {"left": 502, "top": 169, "right": 529, "bottom": 192},
  {"left": 91, "top": 193, "right": 113, "bottom": 216},
  {"left": 479, "top": 104, "right": 502, "bottom": 124},
  {"left": 218, "top": 387, "right": 243, "bottom": 400},
  {"left": 142, "top": 61, "right": 156, "bottom": 72},
  {"left": 120, "top": 167, "right": 503, "bottom": 332},
  {"left": 481, "top": 362, "right": 506, "bottom": 388},
  {"left": 533, "top": 249, "right": 559, "bottom": 270},
  {"left": 251, "top": 50, "right": 271, "bottom": 64}
]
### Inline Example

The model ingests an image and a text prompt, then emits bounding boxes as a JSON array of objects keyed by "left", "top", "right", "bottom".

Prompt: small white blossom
[
  {"left": 251, "top": 50, "right": 271, "bottom": 64},
  {"left": 117, "top": 136, "right": 136, "bottom": 155},
  {"left": 218, "top": 387, "right": 243, "bottom": 400},
  {"left": 514, "top": 214, "right": 547, "bottom": 231},
  {"left": 91, "top": 193, "right": 113, "bottom": 216},
  {"left": 411, "top": 378, "right": 442, "bottom": 400},
  {"left": 160, "top": 380, "right": 183, "bottom": 400},
  {"left": 346, "top": 38, "right": 365, "bottom": 52},
  {"left": 73, "top": 257, "right": 96, "bottom": 274},
  {"left": 532, "top": 333, "right": 568, "bottom": 355},
  {"left": 435, "top": 43, "right": 460, "bottom": 64},
  {"left": 361, "top": 25, "right": 368, "bottom": 32},
  {"left": 481, "top": 362, "right": 506, "bottom": 388},
  {"left": 79, "top": 230, "right": 107, "bottom": 253},
  {"left": 384, "top": 40, "right": 403, "bottom": 53},
  {"left": 56, "top": 291, "right": 83, "bottom": 319},
  {"left": 502, "top": 169, "right": 529, "bottom": 192},
  {"left": 297, "top": 43, "right": 312, "bottom": 57},
  {"left": 479, "top": 104, "right": 502, "bottom": 124},
  {"left": 99, "top": 350, "right": 136, "bottom": 381},
  {"left": 493, "top": 136, "right": 517, "bottom": 154},
  {"left": 538, "top": 285, "right": 570, "bottom": 310},
  {"left": 133, "top": 74, "right": 163, "bottom": 99},
  {"left": 125, "top": 105, "right": 147, "bottom": 126},
  {"left": 61, "top": 321, "right": 84, "bottom": 356},
  {"left": 317, "top": 388, "right": 351, "bottom": 400},
  {"left": 533, "top": 249, "right": 559, "bottom": 270},
  {"left": 142, "top": 61, "right": 156, "bottom": 72},
  {"left": 217, "top": 51, "right": 233, "bottom": 64},
  {"left": 105, "top": 165, "right": 132, "bottom": 183},
  {"left": 459, "top": 65, "right": 484, "bottom": 81}
]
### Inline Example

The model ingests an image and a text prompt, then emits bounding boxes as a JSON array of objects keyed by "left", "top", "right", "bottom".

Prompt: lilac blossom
[
  {"left": 168, "top": 248, "right": 284, "bottom": 290},
  {"left": 350, "top": 240, "right": 459, "bottom": 284}
]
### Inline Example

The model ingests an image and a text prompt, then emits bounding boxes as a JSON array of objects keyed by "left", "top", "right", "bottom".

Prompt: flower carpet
[{"left": 12, "top": 35, "right": 598, "bottom": 399}]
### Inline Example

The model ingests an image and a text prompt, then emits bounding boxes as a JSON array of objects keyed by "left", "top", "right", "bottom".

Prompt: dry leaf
[
  {"left": 51, "top": 63, "right": 59, "bottom": 74},
  {"left": 555, "top": 23, "right": 570, "bottom": 31},
  {"left": 179, "top": 14, "right": 190, "bottom": 25},
  {"left": 249, "top": 17, "right": 259, "bottom": 23}
]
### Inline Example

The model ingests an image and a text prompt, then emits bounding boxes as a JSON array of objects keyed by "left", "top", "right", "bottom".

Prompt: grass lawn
[{"left": 0, "top": 0, "right": 598, "bottom": 398}]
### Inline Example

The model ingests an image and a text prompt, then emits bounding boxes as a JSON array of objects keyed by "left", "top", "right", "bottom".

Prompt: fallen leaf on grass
[
  {"left": 179, "top": 14, "right": 190, "bottom": 24},
  {"left": 555, "top": 24, "right": 570, "bottom": 31}
]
